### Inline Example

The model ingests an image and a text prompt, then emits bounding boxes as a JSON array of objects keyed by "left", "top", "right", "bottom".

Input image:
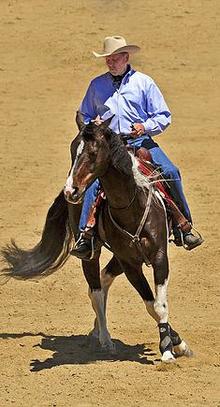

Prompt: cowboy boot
[
  {"left": 173, "top": 230, "right": 204, "bottom": 250},
  {"left": 70, "top": 229, "right": 98, "bottom": 260}
]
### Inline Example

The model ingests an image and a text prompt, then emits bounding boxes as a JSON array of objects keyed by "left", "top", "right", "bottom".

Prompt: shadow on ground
[{"left": 0, "top": 332, "right": 158, "bottom": 371}]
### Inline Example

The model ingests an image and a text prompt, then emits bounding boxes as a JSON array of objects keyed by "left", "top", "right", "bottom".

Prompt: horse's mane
[
  {"left": 106, "top": 129, "right": 133, "bottom": 176},
  {"left": 82, "top": 124, "right": 133, "bottom": 176}
]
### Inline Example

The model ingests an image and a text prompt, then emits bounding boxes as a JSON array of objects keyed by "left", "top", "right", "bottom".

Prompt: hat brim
[{"left": 93, "top": 45, "right": 140, "bottom": 58}]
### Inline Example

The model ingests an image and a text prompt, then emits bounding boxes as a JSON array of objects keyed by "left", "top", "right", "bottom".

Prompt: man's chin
[{"left": 109, "top": 70, "right": 118, "bottom": 76}]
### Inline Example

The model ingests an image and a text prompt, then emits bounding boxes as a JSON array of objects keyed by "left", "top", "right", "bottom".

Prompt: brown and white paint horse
[
  {"left": 65, "top": 113, "right": 192, "bottom": 362},
  {"left": 1, "top": 113, "right": 192, "bottom": 363}
]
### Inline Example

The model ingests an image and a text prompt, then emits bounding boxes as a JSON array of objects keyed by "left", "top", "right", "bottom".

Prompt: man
[{"left": 71, "top": 35, "right": 203, "bottom": 259}]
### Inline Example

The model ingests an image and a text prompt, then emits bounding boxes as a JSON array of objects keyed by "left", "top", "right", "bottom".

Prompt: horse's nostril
[
  {"left": 64, "top": 185, "right": 83, "bottom": 204},
  {"left": 71, "top": 187, "right": 78, "bottom": 199}
]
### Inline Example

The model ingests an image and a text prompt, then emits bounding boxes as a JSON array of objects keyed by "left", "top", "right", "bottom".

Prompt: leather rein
[{"left": 107, "top": 183, "right": 153, "bottom": 265}]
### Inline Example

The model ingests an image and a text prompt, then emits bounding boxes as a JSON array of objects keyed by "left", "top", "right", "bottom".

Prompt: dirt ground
[{"left": 0, "top": 0, "right": 219, "bottom": 406}]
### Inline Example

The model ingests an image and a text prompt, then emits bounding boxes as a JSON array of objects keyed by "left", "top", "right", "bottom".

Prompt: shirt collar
[{"left": 107, "top": 65, "right": 135, "bottom": 87}]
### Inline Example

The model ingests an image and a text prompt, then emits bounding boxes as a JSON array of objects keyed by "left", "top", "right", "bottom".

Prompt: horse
[{"left": 0, "top": 112, "right": 192, "bottom": 363}]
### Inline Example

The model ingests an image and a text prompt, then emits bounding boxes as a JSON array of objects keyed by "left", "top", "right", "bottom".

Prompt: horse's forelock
[{"left": 81, "top": 122, "right": 96, "bottom": 140}]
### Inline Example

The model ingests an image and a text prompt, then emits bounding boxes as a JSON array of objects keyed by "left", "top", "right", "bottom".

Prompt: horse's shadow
[{"left": 0, "top": 332, "right": 158, "bottom": 371}]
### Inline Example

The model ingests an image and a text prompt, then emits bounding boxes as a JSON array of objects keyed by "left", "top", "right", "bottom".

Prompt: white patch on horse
[
  {"left": 89, "top": 289, "right": 115, "bottom": 353},
  {"left": 90, "top": 268, "right": 115, "bottom": 340},
  {"left": 64, "top": 140, "right": 85, "bottom": 195},
  {"left": 72, "top": 139, "right": 85, "bottom": 172},
  {"left": 154, "top": 279, "right": 169, "bottom": 323},
  {"left": 129, "top": 155, "right": 169, "bottom": 250},
  {"left": 64, "top": 166, "right": 75, "bottom": 194},
  {"left": 129, "top": 153, "right": 150, "bottom": 188},
  {"left": 76, "top": 139, "right": 85, "bottom": 155}
]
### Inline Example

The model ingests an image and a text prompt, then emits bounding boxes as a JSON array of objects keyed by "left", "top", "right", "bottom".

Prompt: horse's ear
[
  {"left": 75, "top": 111, "right": 85, "bottom": 130},
  {"left": 100, "top": 115, "right": 114, "bottom": 131}
]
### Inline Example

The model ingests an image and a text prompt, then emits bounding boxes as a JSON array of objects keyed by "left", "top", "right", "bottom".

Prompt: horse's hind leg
[{"left": 89, "top": 256, "right": 124, "bottom": 345}]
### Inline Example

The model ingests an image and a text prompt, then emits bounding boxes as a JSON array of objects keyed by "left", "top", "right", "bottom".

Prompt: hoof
[
  {"left": 161, "top": 350, "right": 176, "bottom": 363},
  {"left": 101, "top": 341, "right": 117, "bottom": 355},
  {"left": 87, "top": 334, "right": 100, "bottom": 351},
  {"left": 88, "top": 328, "right": 99, "bottom": 339},
  {"left": 174, "top": 340, "right": 193, "bottom": 358}
]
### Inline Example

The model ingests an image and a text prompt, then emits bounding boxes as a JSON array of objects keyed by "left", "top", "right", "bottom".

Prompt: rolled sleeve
[
  {"left": 80, "top": 81, "right": 97, "bottom": 124},
  {"left": 143, "top": 81, "right": 171, "bottom": 136}
]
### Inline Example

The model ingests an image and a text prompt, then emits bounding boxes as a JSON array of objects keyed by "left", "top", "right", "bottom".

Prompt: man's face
[{"left": 105, "top": 52, "right": 129, "bottom": 76}]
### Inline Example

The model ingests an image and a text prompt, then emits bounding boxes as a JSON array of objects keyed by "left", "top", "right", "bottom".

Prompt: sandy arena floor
[{"left": 0, "top": 1, "right": 219, "bottom": 406}]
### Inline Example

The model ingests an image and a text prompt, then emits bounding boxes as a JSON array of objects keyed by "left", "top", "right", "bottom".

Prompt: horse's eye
[{"left": 83, "top": 134, "right": 92, "bottom": 142}]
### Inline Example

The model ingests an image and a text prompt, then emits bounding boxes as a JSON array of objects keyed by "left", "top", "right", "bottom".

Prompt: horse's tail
[{"left": 0, "top": 190, "right": 73, "bottom": 282}]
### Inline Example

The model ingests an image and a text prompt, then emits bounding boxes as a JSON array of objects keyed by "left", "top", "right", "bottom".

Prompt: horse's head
[{"left": 64, "top": 112, "right": 113, "bottom": 204}]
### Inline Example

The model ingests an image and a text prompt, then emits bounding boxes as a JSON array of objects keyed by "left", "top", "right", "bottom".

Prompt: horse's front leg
[
  {"left": 152, "top": 250, "right": 192, "bottom": 362},
  {"left": 151, "top": 250, "right": 175, "bottom": 362},
  {"left": 121, "top": 261, "right": 174, "bottom": 362},
  {"left": 90, "top": 256, "right": 122, "bottom": 337},
  {"left": 82, "top": 258, "right": 115, "bottom": 353}
]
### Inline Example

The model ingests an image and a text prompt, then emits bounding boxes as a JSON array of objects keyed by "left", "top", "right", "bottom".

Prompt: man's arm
[
  {"left": 131, "top": 80, "right": 171, "bottom": 138},
  {"left": 79, "top": 82, "right": 97, "bottom": 124},
  {"left": 143, "top": 81, "right": 171, "bottom": 135}
]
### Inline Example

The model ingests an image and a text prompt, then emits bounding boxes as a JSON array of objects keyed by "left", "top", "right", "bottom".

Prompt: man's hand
[
  {"left": 131, "top": 123, "right": 145, "bottom": 138},
  {"left": 92, "top": 115, "right": 104, "bottom": 126}
]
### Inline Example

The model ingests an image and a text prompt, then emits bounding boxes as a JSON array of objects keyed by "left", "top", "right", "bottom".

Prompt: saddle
[
  {"left": 135, "top": 148, "right": 191, "bottom": 233},
  {"left": 85, "top": 147, "right": 191, "bottom": 235}
]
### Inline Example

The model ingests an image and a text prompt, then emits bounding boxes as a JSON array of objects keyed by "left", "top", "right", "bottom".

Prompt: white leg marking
[
  {"left": 154, "top": 279, "right": 169, "bottom": 323},
  {"left": 145, "top": 297, "right": 175, "bottom": 362},
  {"left": 90, "top": 268, "right": 115, "bottom": 339},
  {"left": 89, "top": 288, "right": 115, "bottom": 353},
  {"left": 161, "top": 350, "right": 175, "bottom": 363}
]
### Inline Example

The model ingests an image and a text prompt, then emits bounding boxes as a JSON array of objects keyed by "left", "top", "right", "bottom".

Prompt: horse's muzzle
[{"left": 64, "top": 186, "right": 84, "bottom": 205}]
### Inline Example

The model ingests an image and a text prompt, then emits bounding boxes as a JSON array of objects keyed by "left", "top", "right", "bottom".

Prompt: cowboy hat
[{"left": 93, "top": 36, "right": 140, "bottom": 58}]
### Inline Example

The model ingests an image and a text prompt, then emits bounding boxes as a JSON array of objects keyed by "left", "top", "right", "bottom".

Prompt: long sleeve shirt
[{"left": 80, "top": 66, "right": 171, "bottom": 147}]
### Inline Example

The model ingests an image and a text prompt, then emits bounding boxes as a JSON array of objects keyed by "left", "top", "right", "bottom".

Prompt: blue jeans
[{"left": 79, "top": 139, "right": 192, "bottom": 231}]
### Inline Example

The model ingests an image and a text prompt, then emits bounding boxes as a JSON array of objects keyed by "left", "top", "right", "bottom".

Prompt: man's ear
[{"left": 75, "top": 110, "right": 85, "bottom": 130}]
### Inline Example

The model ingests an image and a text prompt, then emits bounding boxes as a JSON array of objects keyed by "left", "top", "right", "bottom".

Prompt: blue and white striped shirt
[{"left": 80, "top": 66, "right": 171, "bottom": 147}]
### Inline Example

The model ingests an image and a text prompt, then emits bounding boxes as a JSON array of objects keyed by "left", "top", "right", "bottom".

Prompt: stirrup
[
  {"left": 71, "top": 233, "right": 96, "bottom": 260},
  {"left": 178, "top": 226, "right": 204, "bottom": 251}
]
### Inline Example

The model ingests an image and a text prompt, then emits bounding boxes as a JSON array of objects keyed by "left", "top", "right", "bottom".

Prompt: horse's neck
[{"left": 100, "top": 166, "right": 137, "bottom": 210}]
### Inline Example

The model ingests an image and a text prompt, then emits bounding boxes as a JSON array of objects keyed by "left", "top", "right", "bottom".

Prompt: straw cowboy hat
[{"left": 93, "top": 36, "right": 140, "bottom": 58}]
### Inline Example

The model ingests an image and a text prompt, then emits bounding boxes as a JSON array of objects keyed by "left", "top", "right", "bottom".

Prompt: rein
[{"left": 107, "top": 184, "right": 153, "bottom": 265}]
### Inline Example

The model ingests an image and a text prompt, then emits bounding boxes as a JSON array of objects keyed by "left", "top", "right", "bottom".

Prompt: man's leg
[
  {"left": 148, "top": 146, "right": 192, "bottom": 222},
  {"left": 142, "top": 143, "right": 203, "bottom": 250},
  {"left": 71, "top": 179, "right": 100, "bottom": 259}
]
